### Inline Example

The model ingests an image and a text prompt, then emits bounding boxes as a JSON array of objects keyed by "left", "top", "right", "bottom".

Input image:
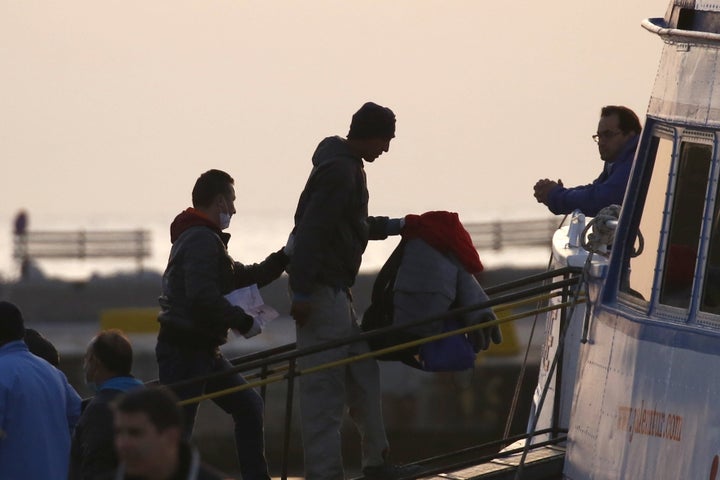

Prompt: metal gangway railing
[{"left": 153, "top": 266, "right": 584, "bottom": 479}]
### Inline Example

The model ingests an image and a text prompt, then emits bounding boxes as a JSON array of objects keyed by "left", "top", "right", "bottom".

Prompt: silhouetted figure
[
  {"left": 156, "top": 169, "right": 289, "bottom": 480},
  {"left": 289, "top": 102, "right": 419, "bottom": 480},
  {"left": 13, "top": 210, "right": 30, "bottom": 279},
  {"left": 13, "top": 210, "right": 28, "bottom": 236}
]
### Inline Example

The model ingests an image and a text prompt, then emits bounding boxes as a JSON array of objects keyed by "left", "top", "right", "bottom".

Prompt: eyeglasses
[{"left": 592, "top": 130, "right": 623, "bottom": 143}]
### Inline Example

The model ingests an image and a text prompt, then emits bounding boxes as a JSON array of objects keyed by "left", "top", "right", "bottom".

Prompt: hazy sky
[{"left": 2, "top": 0, "right": 670, "bottom": 227}]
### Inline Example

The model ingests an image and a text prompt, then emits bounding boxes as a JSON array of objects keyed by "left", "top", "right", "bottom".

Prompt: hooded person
[
  {"left": 155, "top": 169, "right": 290, "bottom": 480},
  {"left": 288, "top": 102, "right": 421, "bottom": 480}
]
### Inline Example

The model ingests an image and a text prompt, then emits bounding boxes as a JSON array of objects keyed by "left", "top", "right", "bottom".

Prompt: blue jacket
[
  {"left": 0, "top": 340, "right": 81, "bottom": 480},
  {"left": 547, "top": 135, "right": 640, "bottom": 216}
]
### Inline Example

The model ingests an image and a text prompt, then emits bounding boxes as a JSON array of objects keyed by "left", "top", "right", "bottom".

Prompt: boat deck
[{"left": 418, "top": 445, "right": 564, "bottom": 480}]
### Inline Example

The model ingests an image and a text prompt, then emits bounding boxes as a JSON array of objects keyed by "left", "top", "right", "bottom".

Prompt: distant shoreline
[{"left": 0, "top": 265, "right": 547, "bottom": 326}]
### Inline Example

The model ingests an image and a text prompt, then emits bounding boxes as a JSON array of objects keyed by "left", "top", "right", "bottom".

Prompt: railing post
[
  {"left": 259, "top": 365, "right": 269, "bottom": 401},
  {"left": 136, "top": 229, "right": 145, "bottom": 272},
  {"left": 79, "top": 230, "right": 87, "bottom": 259},
  {"left": 281, "top": 360, "right": 298, "bottom": 480},
  {"left": 493, "top": 221, "right": 502, "bottom": 250}
]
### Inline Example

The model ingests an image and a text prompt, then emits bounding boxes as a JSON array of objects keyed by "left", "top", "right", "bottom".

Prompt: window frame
[{"left": 615, "top": 124, "right": 718, "bottom": 325}]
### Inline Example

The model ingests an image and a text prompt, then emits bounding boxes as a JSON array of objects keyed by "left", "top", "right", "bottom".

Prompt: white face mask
[
  {"left": 219, "top": 198, "right": 233, "bottom": 230},
  {"left": 219, "top": 212, "right": 232, "bottom": 230}
]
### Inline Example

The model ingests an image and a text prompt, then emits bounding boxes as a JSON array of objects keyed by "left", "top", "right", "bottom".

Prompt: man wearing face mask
[
  {"left": 156, "top": 169, "right": 290, "bottom": 480},
  {"left": 69, "top": 329, "right": 144, "bottom": 480}
]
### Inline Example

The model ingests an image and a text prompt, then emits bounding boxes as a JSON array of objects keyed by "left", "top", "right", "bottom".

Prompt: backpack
[{"left": 360, "top": 240, "right": 477, "bottom": 372}]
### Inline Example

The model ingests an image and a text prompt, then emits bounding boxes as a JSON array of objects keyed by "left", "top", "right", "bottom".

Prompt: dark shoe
[{"left": 363, "top": 463, "right": 423, "bottom": 480}]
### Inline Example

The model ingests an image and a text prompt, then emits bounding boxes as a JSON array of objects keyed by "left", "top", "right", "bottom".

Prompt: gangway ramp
[
  {"left": 350, "top": 433, "right": 566, "bottom": 480},
  {"left": 88, "top": 266, "right": 581, "bottom": 479},
  {"left": 417, "top": 445, "right": 564, "bottom": 480}
]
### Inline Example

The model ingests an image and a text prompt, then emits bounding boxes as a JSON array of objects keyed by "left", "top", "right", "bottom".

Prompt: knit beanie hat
[{"left": 347, "top": 102, "right": 396, "bottom": 140}]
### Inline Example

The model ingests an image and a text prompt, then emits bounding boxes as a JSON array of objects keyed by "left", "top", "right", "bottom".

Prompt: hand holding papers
[
  {"left": 243, "top": 317, "right": 263, "bottom": 339},
  {"left": 224, "top": 284, "right": 279, "bottom": 339}
]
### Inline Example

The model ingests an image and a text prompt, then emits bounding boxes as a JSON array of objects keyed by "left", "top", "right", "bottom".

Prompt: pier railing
[
  {"left": 12, "top": 229, "right": 151, "bottom": 270},
  {"left": 465, "top": 217, "right": 559, "bottom": 251}
]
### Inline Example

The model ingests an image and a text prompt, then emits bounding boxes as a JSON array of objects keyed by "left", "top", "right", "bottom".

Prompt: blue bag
[{"left": 417, "top": 318, "right": 477, "bottom": 372}]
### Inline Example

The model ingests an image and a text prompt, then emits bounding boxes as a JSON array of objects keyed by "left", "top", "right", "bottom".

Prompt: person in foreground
[
  {"left": 156, "top": 169, "right": 289, "bottom": 480},
  {"left": 106, "top": 387, "right": 229, "bottom": 480},
  {"left": 533, "top": 105, "right": 642, "bottom": 216},
  {"left": 0, "top": 301, "right": 81, "bottom": 479},
  {"left": 69, "top": 329, "right": 145, "bottom": 479},
  {"left": 288, "top": 102, "right": 419, "bottom": 480},
  {"left": 24, "top": 326, "right": 61, "bottom": 366}
]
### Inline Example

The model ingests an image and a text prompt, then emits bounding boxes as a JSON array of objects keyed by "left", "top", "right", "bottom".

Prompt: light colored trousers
[{"left": 295, "top": 286, "right": 389, "bottom": 480}]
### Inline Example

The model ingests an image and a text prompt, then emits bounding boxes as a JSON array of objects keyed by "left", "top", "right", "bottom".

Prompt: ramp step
[{"left": 420, "top": 446, "right": 564, "bottom": 480}]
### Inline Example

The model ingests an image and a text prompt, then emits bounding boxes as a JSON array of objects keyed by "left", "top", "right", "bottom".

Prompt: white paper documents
[{"left": 224, "top": 284, "right": 279, "bottom": 327}]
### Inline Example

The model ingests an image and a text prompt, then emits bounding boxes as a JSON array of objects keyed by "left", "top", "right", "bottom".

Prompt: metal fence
[
  {"left": 465, "top": 218, "right": 560, "bottom": 251},
  {"left": 13, "top": 230, "right": 151, "bottom": 269}
]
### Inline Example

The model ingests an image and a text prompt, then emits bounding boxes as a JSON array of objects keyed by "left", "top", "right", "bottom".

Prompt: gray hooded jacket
[{"left": 289, "top": 136, "right": 392, "bottom": 295}]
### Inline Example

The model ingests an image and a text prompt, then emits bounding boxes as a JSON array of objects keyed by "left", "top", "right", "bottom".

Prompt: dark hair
[
  {"left": 24, "top": 328, "right": 60, "bottom": 366},
  {"left": 115, "top": 387, "right": 184, "bottom": 432},
  {"left": 347, "top": 102, "right": 396, "bottom": 140},
  {"left": 191, "top": 169, "right": 234, "bottom": 208},
  {"left": 601, "top": 105, "right": 642, "bottom": 135},
  {"left": 90, "top": 329, "right": 133, "bottom": 376},
  {"left": 0, "top": 301, "right": 25, "bottom": 343}
]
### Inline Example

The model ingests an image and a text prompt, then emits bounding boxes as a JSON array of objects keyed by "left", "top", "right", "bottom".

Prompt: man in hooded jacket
[
  {"left": 156, "top": 169, "right": 289, "bottom": 480},
  {"left": 288, "top": 102, "right": 418, "bottom": 480}
]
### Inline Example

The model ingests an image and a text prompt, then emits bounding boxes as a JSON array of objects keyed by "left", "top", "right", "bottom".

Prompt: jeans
[{"left": 156, "top": 340, "right": 270, "bottom": 480}]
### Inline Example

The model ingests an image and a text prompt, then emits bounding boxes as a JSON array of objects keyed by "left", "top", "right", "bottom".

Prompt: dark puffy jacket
[
  {"left": 289, "top": 136, "right": 390, "bottom": 295},
  {"left": 157, "top": 208, "right": 288, "bottom": 348},
  {"left": 68, "top": 377, "right": 144, "bottom": 480}
]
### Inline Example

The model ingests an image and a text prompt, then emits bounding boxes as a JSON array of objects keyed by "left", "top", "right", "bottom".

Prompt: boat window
[
  {"left": 658, "top": 142, "right": 712, "bottom": 308},
  {"left": 620, "top": 136, "right": 671, "bottom": 301},
  {"left": 701, "top": 150, "right": 720, "bottom": 314}
]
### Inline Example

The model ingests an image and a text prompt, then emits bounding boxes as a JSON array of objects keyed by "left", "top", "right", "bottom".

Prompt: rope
[
  {"left": 581, "top": 205, "right": 621, "bottom": 255},
  {"left": 502, "top": 213, "right": 570, "bottom": 441},
  {"left": 176, "top": 300, "right": 585, "bottom": 407},
  {"left": 513, "top": 262, "right": 588, "bottom": 480},
  {"left": 579, "top": 204, "right": 644, "bottom": 258}
]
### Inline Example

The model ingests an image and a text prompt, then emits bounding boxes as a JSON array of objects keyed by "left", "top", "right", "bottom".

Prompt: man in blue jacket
[
  {"left": 0, "top": 301, "right": 81, "bottom": 479},
  {"left": 533, "top": 105, "right": 642, "bottom": 216}
]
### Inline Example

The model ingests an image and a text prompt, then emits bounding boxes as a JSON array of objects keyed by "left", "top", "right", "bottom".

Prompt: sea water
[{"left": 0, "top": 209, "right": 552, "bottom": 282}]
